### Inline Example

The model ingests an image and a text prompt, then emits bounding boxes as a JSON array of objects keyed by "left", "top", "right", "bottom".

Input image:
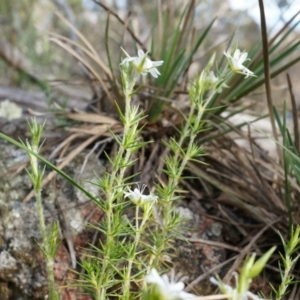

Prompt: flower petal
[
  {"left": 233, "top": 48, "right": 241, "bottom": 59},
  {"left": 146, "top": 269, "right": 196, "bottom": 300},
  {"left": 151, "top": 60, "right": 164, "bottom": 67},
  {"left": 138, "top": 49, "right": 145, "bottom": 58},
  {"left": 120, "top": 48, "right": 163, "bottom": 78},
  {"left": 224, "top": 49, "right": 256, "bottom": 78},
  {"left": 239, "top": 52, "right": 249, "bottom": 63},
  {"left": 149, "top": 68, "right": 160, "bottom": 78}
]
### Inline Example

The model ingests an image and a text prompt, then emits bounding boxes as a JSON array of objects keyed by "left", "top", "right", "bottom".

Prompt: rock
[
  {"left": 0, "top": 137, "right": 103, "bottom": 299},
  {"left": 172, "top": 201, "right": 225, "bottom": 296}
]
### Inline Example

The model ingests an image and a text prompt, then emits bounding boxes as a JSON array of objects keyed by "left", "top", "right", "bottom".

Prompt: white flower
[
  {"left": 124, "top": 185, "right": 158, "bottom": 205},
  {"left": 224, "top": 49, "right": 255, "bottom": 78},
  {"left": 145, "top": 269, "right": 196, "bottom": 300},
  {"left": 120, "top": 48, "right": 164, "bottom": 78},
  {"left": 205, "top": 71, "right": 228, "bottom": 93},
  {"left": 207, "top": 71, "right": 218, "bottom": 84},
  {"left": 210, "top": 273, "right": 263, "bottom": 300}
]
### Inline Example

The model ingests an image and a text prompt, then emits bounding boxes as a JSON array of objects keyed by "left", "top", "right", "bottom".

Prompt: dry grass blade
[
  {"left": 63, "top": 112, "right": 119, "bottom": 125},
  {"left": 205, "top": 113, "right": 300, "bottom": 211},
  {"left": 66, "top": 124, "right": 121, "bottom": 135},
  {"left": 258, "top": 0, "right": 280, "bottom": 159},
  {"left": 49, "top": 133, "right": 84, "bottom": 160},
  {"left": 53, "top": 0, "right": 77, "bottom": 42},
  {"left": 286, "top": 73, "right": 300, "bottom": 154},
  {"left": 93, "top": 0, "right": 149, "bottom": 56},
  {"left": 188, "top": 237, "right": 242, "bottom": 252},
  {"left": 47, "top": 31, "right": 112, "bottom": 80},
  {"left": 187, "top": 128, "right": 296, "bottom": 229},
  {"left": 288, "top": 284, "right": 300, "bottom": 300},
  {"left": 187, "top": 160, "right": 275, "bottom": 224},
  {"left": 222, "top": 218, "right": 280, "bottom": 284},
  {"left": 246, "top": 156, "right": 286, "bottom": 212},
  {"left": 54, "top": 10, "right": 98, "bottom": 59},
  {"left": 49, "top": 37, "right": 114, "bottom": 104},
  {"left": 186, "top": 256, "right": 238, "bottom": 291}
]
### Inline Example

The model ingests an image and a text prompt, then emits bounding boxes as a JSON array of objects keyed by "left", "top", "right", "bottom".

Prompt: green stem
[
  {"left": 97, "top": 71, "right": 140, "bottom": 296},
  {"left": 123, "top": 204, "right": 151, "bottom": 299},
  {"left": 153, "top": 90, "right": 215, "bottom": 267},
  {"left": 36, "top": 188, "right": 47, "bottom": 246},
  {"left": 276, "top": 254, "right": 292, "bottom": 300},
  {"left": 46, "top": 260, "right": 57, "bottom": 300},
  {"left": 35, "top": 187, "right": 58, "bottom": 299},
  {"left": 123, "top": 205, "right": 140, "bottom": 299},
  {"left": 94, "top": 287, "right": 101, "bottom": 300}
]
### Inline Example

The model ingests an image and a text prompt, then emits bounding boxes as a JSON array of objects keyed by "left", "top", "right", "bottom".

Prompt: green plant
[
  {"left": 24, "top": 119, "right": 60, "bottom": 300},
  {"left": 210, "top": 246, "right": 276, "bottom": 300},
  {"left": 275, "top": 226, "right": 300, "bottom": 299},
  {"left": 1, "top": 42, "right": 261, "bottom": 299},
  {"left": 2, "top": 2, "right": 300, "bottom": 298}
]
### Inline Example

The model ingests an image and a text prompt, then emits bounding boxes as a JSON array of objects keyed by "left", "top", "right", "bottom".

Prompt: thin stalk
[
  {"left": 36, "top": 186, "right": 47, "bottom": 244},
  {"left": 35, "top": 187, "right": 57, "bottom": 300},
  {"left": 167, "top": 91, "right": 214, "bottom": 205},
  {"left": 123, "top": 205, "right": 140, "bottom": 300},
  {"left": 27, "top": 123, "right": 59, "bottom": 300},
  {"left": 97, "top": 72, "right": 140, "bottom": 296},
  {"left": 46, "top": 260, "right": 57, "bottom": 300},
  {"left": 174, "top": 104, "right": 197, "bottom": 162},
  {"left": 258, "top": 0, "right": 280, "bottom": 160},
  {"left": 153, "top": 87, "right": 215, "bottom": 266},
  {"left": 123, "top": 204, "right": 151, "bottom": 299}
]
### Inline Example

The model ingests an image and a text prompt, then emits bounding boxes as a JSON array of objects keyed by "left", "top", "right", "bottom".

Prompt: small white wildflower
[
  {"left": 205, "top": 71, "right": 228, "bottom": 93},
  {"left": 207, "top": 71, "right": 218, "bottom": 84},
  {"left": 124, "top": 184, "right": 158, "bottom": 206},
  {"left": 210, "top": 272, "right": 263, "bottom": 300},
  {"left": 145, "top": 269, "right": 196, "bottom": 300},
  {"left": 120, "top": 48, "right": 164, "bottom": 78},
  {"left": 224, "top": 49, "right": 255, "bottom": 78}
]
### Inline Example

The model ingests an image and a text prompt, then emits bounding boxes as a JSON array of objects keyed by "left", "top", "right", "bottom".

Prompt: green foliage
[
  {"left": 211, "top": 247, "right": 276, "bottom": 300},
  {"left": 2, "top": 2, "right": 300, "bottom": 299},
  {"left": 147, "top": 2, "right": 216, "bottom": 121},
  {"left": 273, "top": 102, "right": 300, "bottom": 227},
  {"left": 23, "top": 118, "right": 60, "bottom": 300},
  {"left": 273, "top": 226, "right": 300, "bottom": 299}
]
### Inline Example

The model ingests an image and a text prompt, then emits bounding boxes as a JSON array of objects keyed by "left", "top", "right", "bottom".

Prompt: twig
[
  {"left": 185, "top": 256, "right": 238, "bottom": 291},
  {"left": 188, "top": 237, "right": 242, "bottom": 253},
  {"left": 52, "top": 0, "right": 77, "bottom": 42},
  {"left": 222, "top": 217, "right": 280, "bottom": 284},
  {"left": 258, "top": 0, "right": 280, "bottom": 161}
]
